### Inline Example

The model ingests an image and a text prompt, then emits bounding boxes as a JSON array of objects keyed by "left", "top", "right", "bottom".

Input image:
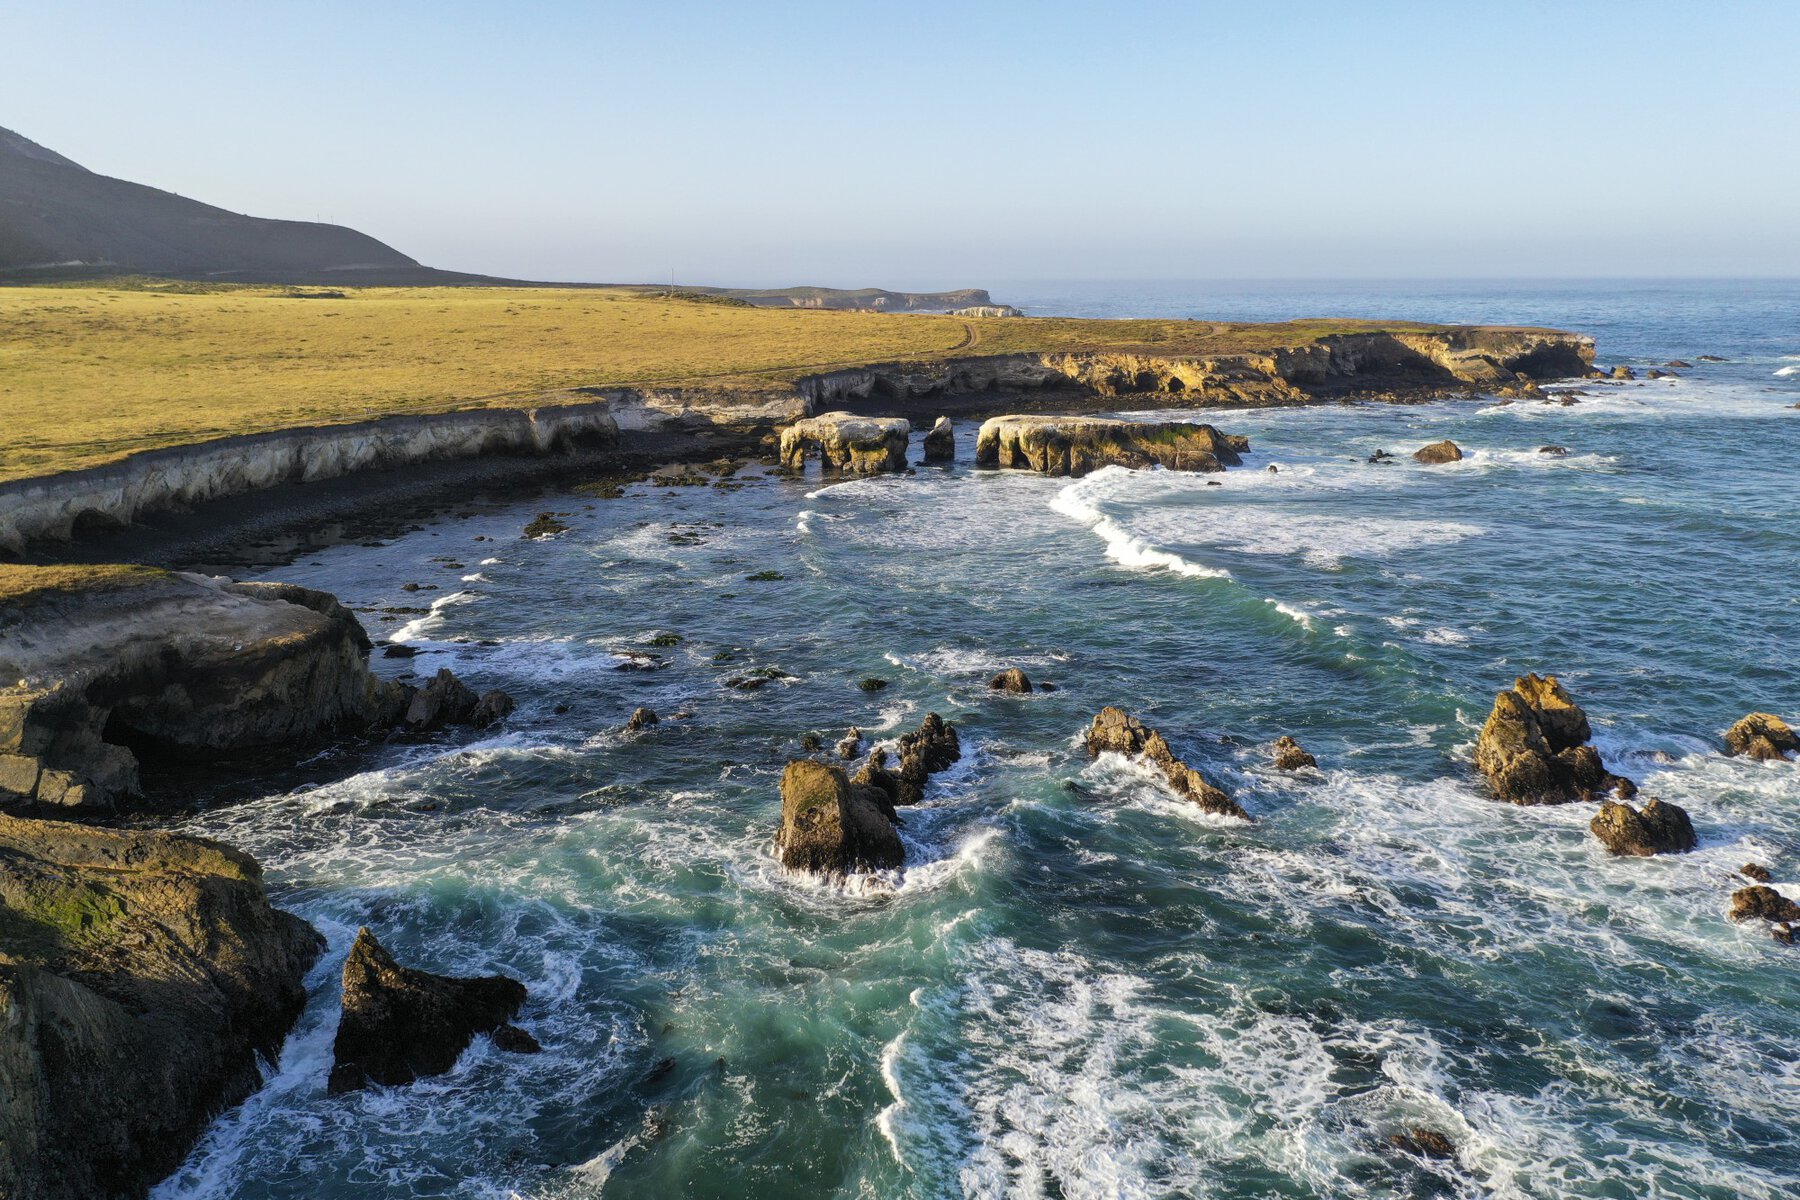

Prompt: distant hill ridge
[{"left": 0, "top": 126, "right": 996, "bottom": 308}]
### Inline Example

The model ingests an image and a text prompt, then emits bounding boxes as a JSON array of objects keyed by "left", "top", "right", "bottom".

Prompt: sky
[{"left": 5, "top": 1, "right": 1798, "bottom": 287}]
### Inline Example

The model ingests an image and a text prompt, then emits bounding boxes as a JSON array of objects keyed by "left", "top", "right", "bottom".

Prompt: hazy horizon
[{"left": 8, "top": 1, "right": 1799, "bottom": 288}]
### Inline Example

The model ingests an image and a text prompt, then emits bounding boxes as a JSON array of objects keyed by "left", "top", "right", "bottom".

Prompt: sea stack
[{"left": 1473, "top": 674, "right": 1635, "bottom": 804}]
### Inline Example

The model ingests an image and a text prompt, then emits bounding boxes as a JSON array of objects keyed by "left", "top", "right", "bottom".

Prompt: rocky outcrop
[
  {"left": 1084, "top": 707, "right": 1247, "bottom": 820},
  {"left": 0, "top": 570, "right": 510, "bottom": 813},
  {"left": 988, "top": 668, "right": 1033, "bottom": 694},
  {"left": 921, "top": 416, "right": 955, "bottom": 463},
  {"left": 1412, "top": 440, "right": 1464, "bottom": 464},
  {"left": 627, "top": 706, "right": 660, "bottom": 732},
  {"left": 1473, "top": 674, "right": 1635, "bottom": 805},
  {"left": 328, "top": 927, "right": 534, "bottom": 1094},
  {"left": 1590, "top": 798, "right": 1696, "bottom": 856},
  {"left": 0, "top": 401, "right": 619, "bottom": 556},
  {"left": 1729, "top": 885, "right": 1800, "bottom": 924},
  {"left": 850, "top": 749, "right": 902, "bottom": 822},
  {"left": 894, "top": 712, "right": 962, "bottom": 805},
  {"left": 1272, "top": 735, "right": 1317, "bottom": 771},
  {"left": 774, "top": 759, "right": 904, "bottom": 875},
  {"left": 0, "top": 813, "right": 321, "bottom": 1200},
  {"left": 1723, "top": 712, "right": 1798, "bottom": 762},
  {"left": 778, "top": 412, "right": 910, "bottom": 474},
  {"left": 835, "top": 726, "right": 863, "bottom": 760},
  {"left": 975, "top": 415, "right": 1247, "bottom": 477}
]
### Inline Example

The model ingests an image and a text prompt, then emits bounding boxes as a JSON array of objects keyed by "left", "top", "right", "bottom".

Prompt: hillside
[{"left": 0, "top": 126, "right": 421, "bottom": 279}]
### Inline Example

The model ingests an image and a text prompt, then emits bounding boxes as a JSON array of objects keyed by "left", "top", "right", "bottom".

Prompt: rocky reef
[
  {"left": 0, "top": 570, "right": 508, "bottom": 813},
  {"left": 1084, "top": 707, "right": 1247, "bottom": 820},
  {"left": 0, "top": 813, "right": 321, "bottom": 1200},
  {"left": 778, "top": 412, "right": 910, "bottom": 474},
  {"left": 1590, "top": 798, "right": 1696, "bottom": 856},
  {"left": 1473, "top": 674, "right": 1635, "bottom": 805},
  {"left": 975, "top": 416, "right": 1247, "bottom": 478},
  {"left": 1723, "top": 712, "right": 1798, "bottom": 762},
  {"left": 774, "top": 758, "right": 904, "bottom": 875},
  {"left": 328, "top": 927, "right": 536, "bottom": 1094}
]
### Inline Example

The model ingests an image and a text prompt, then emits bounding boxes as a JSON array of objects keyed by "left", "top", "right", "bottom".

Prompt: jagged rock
[
  {"left": 922, "top": 416, "right": 955, "bottom": 463},
  {"left": 1367, "top": 448, "right": 1396, "bottom": 463},
  {"left": 627, "top": 706, "right": 660, "bottom": 731},
  {"left": 1742, "top": 863, "right": 1774, "bottom": 883},
  {"left": 1647, "top": 369, "right": 1670, "bottom": 380},
  {"left": 523, "top": 512, "right": 570, "bottom": 539},
  {"left": 1412, "top": 440, "right": 1463, "bottom": 464},
  {"left": 1084, "top": 706, "right": 1247, "bottom": 820},
  {"left": 404, "top": 668, "right": 480, "bottom": 729},
  {"left": 774, "top": 759, "right": 903, "bottom": 875},
  {"left": 1473, "top": 674, "right": 1635, "bottom": 805},
  {"left": 328, "top": 927, "right": 530, "bottom": 1093},
  {"left": 835, "top": 726, "right": 863, "bottom": 760},
  {"left": 1723, "top": 712, "right": 1798, "bottom": 762},
  {"left": 1609, "top": 365, "right": 1636, "bottom": 380},
  {"left": 1590, "top": 798, "right": 1697, "bottom": 856},
  {"left": 472, "top": 689, "right": 515, "bottom": 728},
  {"left": 975, "top": 415, "right": 1246, "bottom": 477},
  {"left": 1729, "top": 885, "right": 1800, "bottom": 924},
  {"left": 1538, "top": 445, "right": 1569, "bottom": 456},
  {"left": 850, "top": 748, "right": 902, "bottom": 821},
  {"left": 1389, "top": 1128, "right": 1457, "bottom": 1159},
  {"left": 0, "top": 813, "right": 321, "bottom": 1200},
  {"left": 778, "top": 412, "right": 910, "bottom": 473},
  {"left": 1272, "top": 735, "right": 1317, "bottom": 770},
  {"left": 989, "top": 667, "right": 1034, "bottom": 694},
  {"left": 894, "top": 712, "right": 962, "bottom": 804}
]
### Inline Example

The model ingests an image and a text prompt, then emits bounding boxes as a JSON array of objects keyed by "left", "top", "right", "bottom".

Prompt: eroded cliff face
[{"left": 0, "top": 573, "right": 409, "bottom": 811}]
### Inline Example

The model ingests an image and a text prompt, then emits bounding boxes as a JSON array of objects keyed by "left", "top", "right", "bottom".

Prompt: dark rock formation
[
  {"left": 1729, "top": 885, "right": 1800, "bottom": 924},
  {"left": 1666, "top": 360, "right": 1693, "bottom": 369},
  {"left": 975, "top": 415, "right": 1247, "bottom": 477},
  {"left": 1589, "top": 798, "right": 1697, "bottom": 856},
  {"left": 850, "top": 749, "right": 902, "bottom": 821},
  {"left": 1609, "top": 365, "right": 1636, "bottom": 380},
  {"left": 1412, "top": 440, "right": 1464, "bottom": 464},
  {"left": 989, "top": 668, "right": 1034, "bottom": 694},
  {"left": 0, "top": 573, "right": 511, "bottom": 814},
  {"left": 921, "top": 416, "right": 955, "bottom": 463},
  {"left": 1084, "top": 707, "right": 1247, "bottom": 820},
  {"left": 778, "top": 412, "right": 910, "bottom": 473},
  {"left": 0, "top": 813, "right": 321, "bottom": 1200},
  {"left": 895, "top": 713, "right": 962, "bottom": 805},
  {"left": 627, "top": 706, "right": 660, "bottom": 731},
  {"left": 774, "top": 759, "right": 904, "bottom": 875},
  {"left": 1272, "top": 735, "right": 1317, "bottom": 771},
  {"left": 1473, "top": 674, "right": 1635, "bottom": 805},
  {"left": 835, "top": 726, "right": 863, "bottom": 760},
  {"left": 1743, "top": 863, "right": 1774, "bottom": 883},
  {"left": 1723, "top": 712, "right": 1798, "bottom": 762},
  {"left": 523, "top": 512, "right": 570, "bottom": 539},
  {"left": 328, "top": 928, "right": 530, "bottom": 1093},
  {"left": 1538, "top": 445, "right": 1569, "bottom": 456},
  {"left": 1389, "top": 1128, "right": 1457, "bottom": 1159}
]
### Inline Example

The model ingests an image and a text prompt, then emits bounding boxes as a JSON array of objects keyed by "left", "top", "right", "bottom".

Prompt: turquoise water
[{"left": 158, "top": 282, "right": 1800, "bottom": 1199}]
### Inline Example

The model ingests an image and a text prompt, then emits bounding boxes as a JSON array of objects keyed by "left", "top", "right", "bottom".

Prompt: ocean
[{"left": 154, "top": 280, "right": 1800, "bottom": 1199}]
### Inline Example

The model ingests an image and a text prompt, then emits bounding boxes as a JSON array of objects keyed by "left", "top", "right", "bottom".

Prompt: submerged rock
[
  {"left": 328, "top": 927, "right": 531, "bottom": 1093},
  {"left": 1723, "top": 712, "right": 1798, "bottom": 762},
  {"left": 1389, "top": 1128, "right": 1457, "bottom": 1159},
  {"left": 1742, "top": 863, "right": 1774, "bottom": 883},
  {"left": 1412, "top": 440, "right": 1464, "bottom": 464},
  {"left": 1729, "top": 885, "right": 1800, "bottom": 925},
  {"left": 988, "top": 667, "right": 1034, "bottom": 694},
  {"left": 778, "top": 412, "right": 910, "bottom": 474},
  {"left": 1473, "top": 674, "right": 1635, "bottom": 805},
  {"left": 1272, "top": 735, "right": 1317, "bottom": 771},
  {"left": 921, "top": 416, "right": 955, "bottom": 463},
  {"left": 523, "top": 512, "right": 570, "bottom": 539},
  {"left": 1590, "top": 798, "right": 1697, "bottom": 856},
  {"left": 774, "top": 759, "right": 903, "bottom": 875},
  {"left": 975, "top": 415, "right": 1247, "bottom": 477},
  {"left": 1084, "top": 706, "right": 1247, "bottom": 820},
  {"left": 0, "top": 813, "right": 321, "bottom": 1200}
]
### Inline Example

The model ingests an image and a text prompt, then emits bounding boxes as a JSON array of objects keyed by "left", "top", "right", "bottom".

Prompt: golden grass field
[{"left": 0, "top": 279, "right": 1447, "bottom": 483}]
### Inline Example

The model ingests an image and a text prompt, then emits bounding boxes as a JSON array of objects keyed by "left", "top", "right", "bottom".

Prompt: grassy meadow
[{"left": 0, "top": 279, "right": 1451, "bottom": 483}]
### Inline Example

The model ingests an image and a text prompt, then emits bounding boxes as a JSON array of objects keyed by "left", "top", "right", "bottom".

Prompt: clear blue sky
[{"left": 6, "top": 1, "right": 1797, "bottom": 287}]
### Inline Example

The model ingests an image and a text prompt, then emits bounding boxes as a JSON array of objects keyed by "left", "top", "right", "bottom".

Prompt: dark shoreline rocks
[
  {"left": 921, "top": 416, "right": 955, "bottom": 463},
  {"left": 1412, "top": 439, "right": 1463, "bottom": 464},
  {"left": 774, "top": 759, "right": 903, "bottom": 875},
  {"left": 0, "top": 813, "right": 322, "bottom": 1200},
  {"left": 988, "top": 667, "right": 1034, "bottom": 694},
  {"left": 1084, "top": 707, "right": 1247, "bottom": 820},
  {"left": 1272, "top": 735, "right": 1317, "bottom": 771},
  {"left": 1473, "top": 674, "right": 1634, "bottom": 805},
  {"left": 1723, "top": 712, "right": 1798, "bottom": 762},
  {"left": 328, "top": 927, "right": 534, "bottom": 1094}
]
